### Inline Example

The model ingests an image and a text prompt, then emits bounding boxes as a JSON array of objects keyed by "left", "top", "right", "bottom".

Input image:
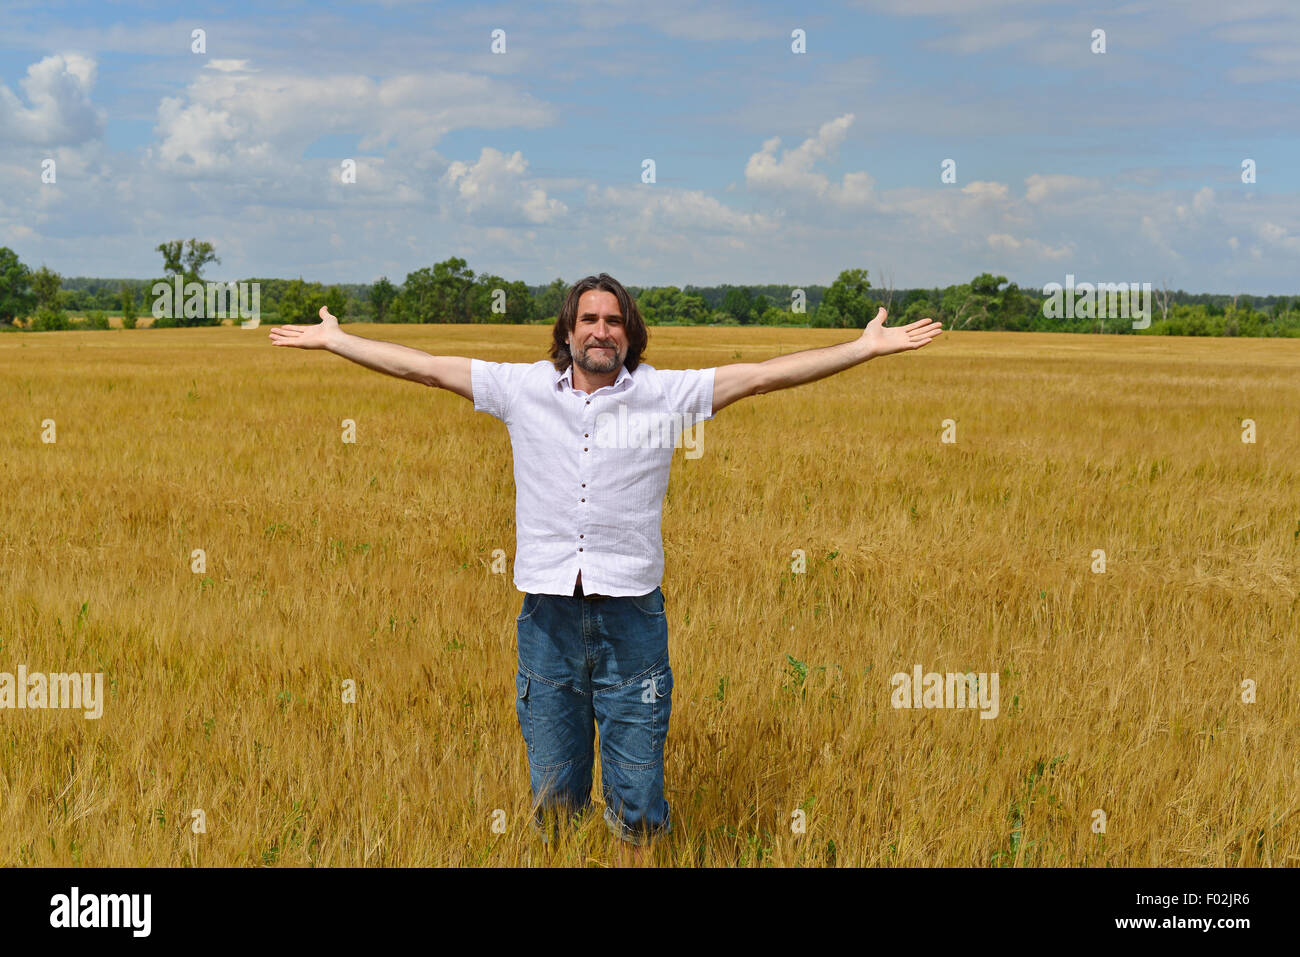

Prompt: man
[{"left": 269, "top": 273, "right": 941, "bottom": 851}]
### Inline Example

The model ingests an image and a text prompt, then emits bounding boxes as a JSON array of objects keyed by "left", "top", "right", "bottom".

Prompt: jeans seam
[
  {"left": 530, "top": 755, "right": 579, "bottom": 773},
  {"left": 519, "top": 664, "right": 588, "bottom": 695},
  {"left": 603, "top": 755, "right": 660, "bottom": 771},
  {"left": 592, "top": 653, "right": 669, "bottom": 696}
]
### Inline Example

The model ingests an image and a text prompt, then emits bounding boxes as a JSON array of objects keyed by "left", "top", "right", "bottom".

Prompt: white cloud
[
  {"left": 148, "top": 64, "right": 555, "bottom": 176},
  {"left": 205, "top": 59, "right": 256, "bottom": 73},
  {"left": 961, "top": 180, "right": 1011, "bottom": 204},
  {"left": 745, "top": 115, "right": 851, "bottom": 193},
  {"left": 744, "top": 114, "right": 875, "bottom": 204},
  {"left": 1258, "top": 221, "right": 1300, "bottom": 251},
  {"left": 444, "top": 147, "right": 567, "bottom": 225},
  {"left": 586, "top": 184, "right": 774, "bottom": 235},
  {"left": 0, "top": 53, "right": 105, "bottom": 147},
  {"left": 1025, "top": 174, "right": 1099, "bottom": 203},
  {"left": 986, "top": 232, "right": 1073, "bottom": 260}
]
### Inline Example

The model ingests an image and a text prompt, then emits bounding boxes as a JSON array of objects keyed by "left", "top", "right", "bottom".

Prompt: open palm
[
  {"left": 859, "top": 307, "right": 943, "bottom": 358},
  {"left": 268, "top": 306, "right": 343, "bottom": 350}
]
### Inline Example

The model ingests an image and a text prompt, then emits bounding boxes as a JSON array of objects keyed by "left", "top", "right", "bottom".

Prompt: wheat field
[{"left": 1, "top": 324, "right": 1296, "bottom": 867}]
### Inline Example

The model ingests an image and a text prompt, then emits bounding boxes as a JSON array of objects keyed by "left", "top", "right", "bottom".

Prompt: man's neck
[{"left": 570, "top": 363, "right": 620, "bottom": 395}]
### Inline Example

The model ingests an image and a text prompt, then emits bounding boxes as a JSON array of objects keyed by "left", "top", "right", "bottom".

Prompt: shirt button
[
  {"left": 584, "top": 433, "right": 589, "bottom": 438},
  {"left": 581, "top": 483, "right": 586, "bottom": 488},
  {"left": 581, "top": 498, "right": 585, "bottom": 502},
  {"left": 583, "top": 447, "right": 588, "bottom": 452},
  {"left": 578, "top": 547, "right": 583, "bottom": 552},
  {"left": 580, "top": 534, "right": 584, "bottom": 538}
]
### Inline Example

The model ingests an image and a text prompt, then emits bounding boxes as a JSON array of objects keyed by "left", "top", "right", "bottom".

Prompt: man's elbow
[{"left": 413, "top": 355, "right": 442, "bottom": 389}]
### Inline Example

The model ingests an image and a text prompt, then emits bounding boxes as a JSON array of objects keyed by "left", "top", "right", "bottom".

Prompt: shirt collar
[{"left": 555, "top": 361, "right": 633, "bottom": 395}]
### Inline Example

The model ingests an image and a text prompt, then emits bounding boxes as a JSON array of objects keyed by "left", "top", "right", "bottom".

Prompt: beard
[{"left": 573, "top": 340, "right": 623, "bottom": 374}]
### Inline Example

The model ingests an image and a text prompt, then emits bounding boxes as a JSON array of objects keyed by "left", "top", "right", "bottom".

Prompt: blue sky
[{"left": 2, "top": 0, "right": 1299, "bottom": 293}]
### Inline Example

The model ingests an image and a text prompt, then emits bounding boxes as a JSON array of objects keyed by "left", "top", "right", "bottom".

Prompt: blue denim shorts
[{"left": 515, "top": 584, "right": 673, "bottom": 845}]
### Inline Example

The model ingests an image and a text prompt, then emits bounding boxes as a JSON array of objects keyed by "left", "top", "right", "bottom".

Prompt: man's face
[{"left": 568, "top": 289, "right": 627, "bottom": 374}]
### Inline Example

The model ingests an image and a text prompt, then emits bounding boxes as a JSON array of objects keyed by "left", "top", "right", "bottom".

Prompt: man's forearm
[
  {"left": 326, "top": 331, "right": 433, "bottom": 384},
  {"left": 753, "top": 335, "right": 873, "bottom": 395}
]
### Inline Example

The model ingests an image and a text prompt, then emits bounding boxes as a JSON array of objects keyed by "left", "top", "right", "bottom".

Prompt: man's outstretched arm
[
  {"left": 269, "top": 306, "right": 472, "bottom": 400},
  {"left": 710, "top": 308, "right": 942, "bottom": 414}
]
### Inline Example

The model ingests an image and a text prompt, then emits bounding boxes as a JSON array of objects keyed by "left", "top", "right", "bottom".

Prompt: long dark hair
[{"left": 549, "top": 274, "right": 648, "bottom": 372}]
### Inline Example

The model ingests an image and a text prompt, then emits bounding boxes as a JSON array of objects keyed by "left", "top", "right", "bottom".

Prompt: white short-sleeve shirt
[{"left": 470, "top": 358, "right": 715, "bottom": 597}]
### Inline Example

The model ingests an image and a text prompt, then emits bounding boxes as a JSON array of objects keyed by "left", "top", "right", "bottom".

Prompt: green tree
[
  {"left": 721, "top": 286, "right": 754, "bottom": 325},
  {"left": 637, "top": 286, "right": 683, "bottom": 325},
  {"left": 183, "top": 240, "right": 220, "bottom": 279},
  {"left": 504, "top": 279, "right": 535, "bottom": 323},
  {"left": 810, "top": 301, "right": 841, "bottom": 328},
  {"left": 397, "top": 267, "right": 438, "bottom": 323},
  {"left": 941, "top": 282, "right": 976, "bottom": 328},
  {"left": 952, "top": 273, "right": 1010, "bottom": 331},
  {"left": 902, "top": 295, "right": 937, "bottom": 325},
  {"left": 324, "top": 285, "right": 348, "bottom": 321},
  {"left": 64, "top": 288, "right": 90, "bottom": 312},
  {"left": 370, "top": 276, "right": 397, "bottom": 323},
  {"left": 823, "top": 269, "right": 875, "bottom": 328},
  {"left": 278, "top": 278, "right": 327, "bottom": 325},
  {"left": 157, "top": 239, "right": 219, "bottom": 280},
  {"left": 156, "top": 240, "right": 185, "bottom": 277},
  {"left": 679, "top": 291, "right": 711, "bottom": 324},
  {"left": 398, "top": 258, "right": 475, "bottom": 323},
  {"left": 32, "top": 265, "right": 62, "bottom": 310},
  {"left": 533, "top": 277, "right": 568, "bottom": 322},
  {"left": 153, "top": 239, "right": 222, "bottom": 326},
  {"left": 470, "top": 273, "right": 508, "bottom": 322},
  {"left": 434, "top": 257, "right": 475, "bottom": 323},
  {"left": 0, "top": 247, "right": 34, "bottom": 324},
  {"left": 29, "top": 266, "right": 67, "bottom": 330},
  {"left": 120, "top": 284, "right": 137, "bottom": 329}
]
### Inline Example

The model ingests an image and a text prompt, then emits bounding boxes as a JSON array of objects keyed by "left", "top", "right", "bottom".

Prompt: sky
[{"left": 2, "top": 0, "right": 1299, "bottom": 294}]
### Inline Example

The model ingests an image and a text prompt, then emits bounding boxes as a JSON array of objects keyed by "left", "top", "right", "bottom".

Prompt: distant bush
[{"left": 31, "top": 307, "right": 70, "bottom": 331}]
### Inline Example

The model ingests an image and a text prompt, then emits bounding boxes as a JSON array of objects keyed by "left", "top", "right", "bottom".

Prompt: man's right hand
[
  {"left": 269, "top": 306, "right": 346, "bottom": 350},
  {"left": 269, "top": 306, "right": 472, "bottom": 399}
]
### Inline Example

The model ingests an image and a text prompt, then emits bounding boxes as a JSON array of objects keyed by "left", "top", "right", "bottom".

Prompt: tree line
[{"left": 2, "top": 243, "right": 1298, "bottom": 338}]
